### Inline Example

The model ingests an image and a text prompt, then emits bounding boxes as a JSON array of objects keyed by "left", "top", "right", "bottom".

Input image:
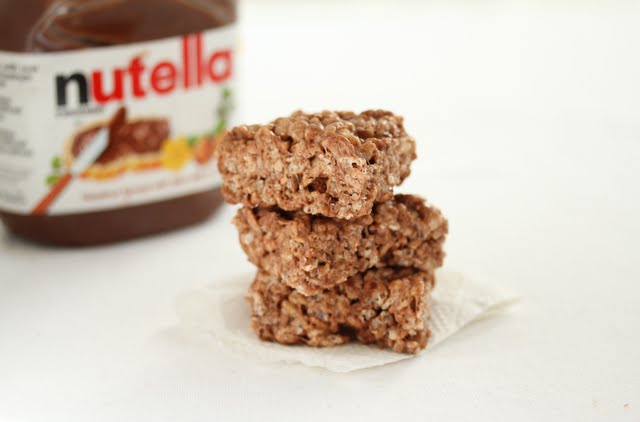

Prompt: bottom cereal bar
[{"left": 246, "top": 267, "right": 435, "bottom": 354}]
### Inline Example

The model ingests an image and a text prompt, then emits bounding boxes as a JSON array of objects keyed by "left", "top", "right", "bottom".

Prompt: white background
[{"left": 1, "top": 1, "right": 639, "bottom": 421}]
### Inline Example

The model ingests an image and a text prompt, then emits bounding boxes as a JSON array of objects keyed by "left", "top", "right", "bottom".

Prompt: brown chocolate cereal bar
[
  {"left": 234, "top": 194, "right": 447, "bottom": 296},
  {"left": 246, "top": 267, "right": 435, "bottom": 354},
  {"left": 217, "top": 110, "right": 416, "bottom": 219}
]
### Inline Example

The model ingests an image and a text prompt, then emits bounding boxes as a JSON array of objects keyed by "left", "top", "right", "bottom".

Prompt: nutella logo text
[{"left": 55, "top": 33, "right": 232, "bottom": 107}]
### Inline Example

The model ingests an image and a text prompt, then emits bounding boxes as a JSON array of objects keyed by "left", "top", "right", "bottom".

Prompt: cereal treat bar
[
  {"left": 234, "top": 194, "right": 447, "bottom": 296},
  {"left": 217, "top": 110, "right": 416, "bottom": 219},
  {"left": 246, "top": 267, "right": 435, "bottom": 354}
]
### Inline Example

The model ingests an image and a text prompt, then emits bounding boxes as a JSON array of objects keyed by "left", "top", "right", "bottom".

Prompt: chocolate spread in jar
[{"left": 0, "top": 0, "right": 236, "bottom": 245}]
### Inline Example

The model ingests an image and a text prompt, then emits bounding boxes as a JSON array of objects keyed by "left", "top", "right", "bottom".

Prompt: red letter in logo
[
  {"left": 207, "top": 50, "right": 232, "bottom": 83},
  {"left": 128, "top": 56, "right": 146, "bottom": 98},
  {"left": 151, "top": 61, "right": 177, "bottom": 94},
  {"left": 91, "top": 69, "right": 124, "bottom": 104}
]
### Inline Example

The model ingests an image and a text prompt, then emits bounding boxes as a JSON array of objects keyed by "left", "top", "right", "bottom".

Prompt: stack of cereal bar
[{"left": 217, "top": 110, "right": 448, "bottom": 353}]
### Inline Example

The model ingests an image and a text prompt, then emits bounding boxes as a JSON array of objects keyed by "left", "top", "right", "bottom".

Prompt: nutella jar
[{"left": 0, "top": 0, "right": 237, "bottom": 245}]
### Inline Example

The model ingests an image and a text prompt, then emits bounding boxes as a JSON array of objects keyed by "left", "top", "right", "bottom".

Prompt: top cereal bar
[{"left": 216, "top": 110, "right": 416, "bottom": 219}]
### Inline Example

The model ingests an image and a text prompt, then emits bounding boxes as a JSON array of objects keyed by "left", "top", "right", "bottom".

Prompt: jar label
[{"left": 0, "top": 25, "right": 236, "bottom": 215}]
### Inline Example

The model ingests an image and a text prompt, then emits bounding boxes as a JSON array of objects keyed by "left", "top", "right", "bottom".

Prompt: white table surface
[{"left": 1, "top": 1, "right": 639, "bottom": 421}]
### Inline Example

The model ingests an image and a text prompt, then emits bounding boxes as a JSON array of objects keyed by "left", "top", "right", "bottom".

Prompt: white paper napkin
[{"left": 176, "top": 268, "right": 517, "bottom": 373}]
